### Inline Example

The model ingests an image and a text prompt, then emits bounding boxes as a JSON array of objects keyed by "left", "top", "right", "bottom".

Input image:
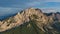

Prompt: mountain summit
[{"left": 0, "top": 8, "right": 60, "bottom": 34}]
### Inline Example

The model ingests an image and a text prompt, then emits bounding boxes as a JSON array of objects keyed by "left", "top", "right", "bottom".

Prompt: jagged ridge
[{"left": 0, "top": 8, "right": 60, "bottom": 34}]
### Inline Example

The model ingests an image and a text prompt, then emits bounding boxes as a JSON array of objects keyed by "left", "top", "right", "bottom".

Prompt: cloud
[
  {"left": 42, "top": 8, "right": 57, "bottom": 13},
  {"left": 37, "top": 0, "right": 60, "bottom": 2},
  {"left": 0, "top": 0, "right": 60, "bottom": 9},
  {"left": 25, "top": 1, "right": 60, "bottom": 8},
  {"left": 0, "top": 7, "right": 21, "bottom": 16},
  {"left": 25, "top": 0, "right": 44, "bottom": 7},
  {"left": 0, "top": 0, "right": 60, "bottom": 14},
  {"left": 44, "top": 0, "right": 60, "bottom": 2},
  {"left": 41, "top": 7, "right": 60, "bottom": 13}
]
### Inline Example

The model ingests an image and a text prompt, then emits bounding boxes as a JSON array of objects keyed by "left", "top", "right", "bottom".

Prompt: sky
[{"left": 0, "top": 0, "right": 60, "bottom": 16}]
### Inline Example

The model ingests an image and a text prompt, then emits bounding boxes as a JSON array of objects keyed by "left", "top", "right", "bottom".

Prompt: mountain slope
[{"left": 0, "top": 8, "right": 60, "bottom": 34}]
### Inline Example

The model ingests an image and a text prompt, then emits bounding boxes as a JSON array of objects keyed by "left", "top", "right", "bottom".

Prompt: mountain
[{"left": 0, "top": 8, "right": 60, "bottom": 34}]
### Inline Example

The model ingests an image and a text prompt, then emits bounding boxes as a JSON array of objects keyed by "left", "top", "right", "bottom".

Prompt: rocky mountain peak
[{"left": 0, "top": 8, "right": 59, "bottom": 33}]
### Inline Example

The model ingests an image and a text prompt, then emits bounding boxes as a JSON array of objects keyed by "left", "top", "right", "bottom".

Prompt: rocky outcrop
[{"left": 0, "top": 8, "right": 58, "bottom": 32}]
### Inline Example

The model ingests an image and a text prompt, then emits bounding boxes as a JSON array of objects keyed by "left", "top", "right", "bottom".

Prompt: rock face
[{"left": 0, "top": 8, "right": 59, "bottom": 33}]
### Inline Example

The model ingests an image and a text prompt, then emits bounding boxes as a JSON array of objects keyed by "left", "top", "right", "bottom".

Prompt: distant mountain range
[
  {"left": 0, "top": 13, "right": 17, "bottom": 21},
  {"left": 0, "top": 8, "right": 60, "bottom": 34}
]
